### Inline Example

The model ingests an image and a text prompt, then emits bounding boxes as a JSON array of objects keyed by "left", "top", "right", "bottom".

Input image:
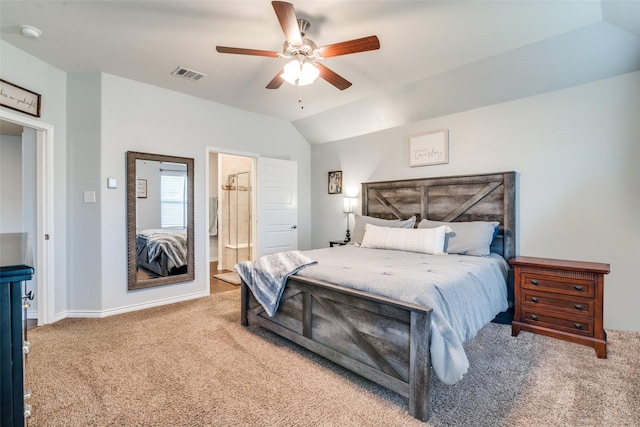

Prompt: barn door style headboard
[{"left": 361, "top": 171, "right": 516, "bottom": 261}]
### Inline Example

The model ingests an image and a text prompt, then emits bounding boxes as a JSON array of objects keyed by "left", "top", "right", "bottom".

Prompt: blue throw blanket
[{"left": 235, "top": 251, "right": 317, "bottom": 317}]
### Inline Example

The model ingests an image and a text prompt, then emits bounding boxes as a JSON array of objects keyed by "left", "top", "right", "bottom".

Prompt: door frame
[
  {"left": 0, "top": 109, "right": 55, "bottom": 325},
  {"left": 205, "top": 146, "right": 258, "bottom": 279}
]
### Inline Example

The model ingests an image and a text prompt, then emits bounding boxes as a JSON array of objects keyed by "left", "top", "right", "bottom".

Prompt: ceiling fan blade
[
  {"left": 216, "top": 46, "right": 280, "bottom": 58},
  {"left": 316, "top": 63, "right": 352, "bottom": 90},
  {"left": 266, "top": 69, "right": 285, "bottom": 89},
  {"left": 318, "top": 35, "right": 380, "bottom": 58},
  {"left": 272, "top": 1, "right": 302, "bottom": 46}
]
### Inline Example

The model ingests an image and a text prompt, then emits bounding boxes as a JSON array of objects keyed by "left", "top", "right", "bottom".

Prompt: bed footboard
[{"left": 241, "top": 276, "right": 433, "bottom": 421}]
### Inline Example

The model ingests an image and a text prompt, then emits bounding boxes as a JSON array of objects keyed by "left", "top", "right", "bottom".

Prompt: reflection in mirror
[{"left": 127, "top": 151, "right": 194, "bottom": 290}]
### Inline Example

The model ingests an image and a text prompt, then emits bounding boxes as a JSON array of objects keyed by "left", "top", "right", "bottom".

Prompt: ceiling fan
[{"left": 216, "top": 1, "right": 380, "bottom": 91}]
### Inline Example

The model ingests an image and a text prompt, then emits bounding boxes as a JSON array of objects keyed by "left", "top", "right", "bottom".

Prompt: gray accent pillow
[
  {"left": 353, "top": 214, "right": 416, "bottom": 245},
  {"left": 417, "top": 219, "right": 499, "bottom": 256}
]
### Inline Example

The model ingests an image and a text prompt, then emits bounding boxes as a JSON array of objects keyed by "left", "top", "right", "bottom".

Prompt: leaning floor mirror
[{"left": 127, "top": 151, "right": 195, "bottom": 290}]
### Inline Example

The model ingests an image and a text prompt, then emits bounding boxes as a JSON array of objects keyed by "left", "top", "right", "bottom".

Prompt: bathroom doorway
[{"left": 207, "top": 150, "right": 256, "bottom": 282}]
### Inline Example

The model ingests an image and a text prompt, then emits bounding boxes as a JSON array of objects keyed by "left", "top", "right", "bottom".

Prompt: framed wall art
[
  {"left": 328, "top": 171, "right": 342, "bottom": 194},
  {"left": 0, "top": 79, "right": 41, "bottom": 117},
  {"left": 409, "top": 129, "right": 449, "bottom": 167},
  {"left": 136, "top": 179, "right": 147, "bottom": 198}
]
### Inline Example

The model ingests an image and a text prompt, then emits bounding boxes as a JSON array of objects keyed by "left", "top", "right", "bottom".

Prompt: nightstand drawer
[
  {"left": 522, "top": 308, "right": 593, "bottom": 336},
  {"left": 522, "top": 290, "right": 594, "bottom": 316},
  {"left": 521, "top": 273, "right": 594, "bottom": 298}
]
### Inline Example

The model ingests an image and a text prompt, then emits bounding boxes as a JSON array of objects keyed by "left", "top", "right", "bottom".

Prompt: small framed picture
[
  {"left": 136, "top": 179, "right": 147, "bottom": 198},
  {"left": 409, "top": 129, "right": 449, "bottom": 167},
  {"left": 328, "top": 171, "right": 342, "bottom": 194}
]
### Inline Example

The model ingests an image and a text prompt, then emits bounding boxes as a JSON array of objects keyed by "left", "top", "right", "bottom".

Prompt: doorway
[
  {"left": 0, "top": 110, "right": 55, "bottom": 325},
  {"left": 205, "top": 149, "right": 299, "bottom": 286},
  {"left": 207, "top": 149, "right": 257, "bottom": 286}
]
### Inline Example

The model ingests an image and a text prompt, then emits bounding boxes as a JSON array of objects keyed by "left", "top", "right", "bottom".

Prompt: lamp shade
[{"left": 343, "top": 197, "right": 354, "bottom": 213}]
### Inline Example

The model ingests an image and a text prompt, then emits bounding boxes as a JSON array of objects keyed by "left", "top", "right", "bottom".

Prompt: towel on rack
[{"left": 209, "top": 197, "right": 218, "bottom": 236}]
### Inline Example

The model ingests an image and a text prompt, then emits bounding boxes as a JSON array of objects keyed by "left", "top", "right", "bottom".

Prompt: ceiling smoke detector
[{"left": 20, "top": 25, "right": 42, "bottom": 39}]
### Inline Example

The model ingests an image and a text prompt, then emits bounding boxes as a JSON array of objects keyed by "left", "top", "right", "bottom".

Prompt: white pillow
[
  {"left": 360, "top": 223, "right": 451, "bottom": 255},
  {"left": 352, "top": 214, "right": 416, "bottom": 245}
]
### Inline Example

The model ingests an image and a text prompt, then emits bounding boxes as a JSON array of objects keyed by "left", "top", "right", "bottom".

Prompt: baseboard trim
[{"left": 59, "top": 290, "right": 210, "bottom": 321}]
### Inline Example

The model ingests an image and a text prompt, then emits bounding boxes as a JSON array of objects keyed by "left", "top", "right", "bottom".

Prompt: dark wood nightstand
[
  {"left": 329, "top": 240, "right": 347, "bottom": 247},
  {"left": 510, "top": 256, "right": 610, "bottom": 358}
]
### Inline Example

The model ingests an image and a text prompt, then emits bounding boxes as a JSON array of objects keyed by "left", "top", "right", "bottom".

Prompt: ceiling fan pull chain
[{"left": 298, "top": 85, "right": 304, "bottom": 109}]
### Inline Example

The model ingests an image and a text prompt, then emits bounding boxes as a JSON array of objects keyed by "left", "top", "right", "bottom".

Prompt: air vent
[{"left": 171, "top": 66, "right": 207, "bottom": 82}]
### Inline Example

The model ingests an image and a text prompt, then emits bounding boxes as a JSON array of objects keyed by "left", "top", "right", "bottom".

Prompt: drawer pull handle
[
  {"left": 574, "top": 304, "right": 583, "bottom": 310},
  {"left": 531, "top": 297, "right": 539, "bottom": 303},
  {"left": 574, "top": 323, "right": 583, "bottom": 330},
  {"left": 531, "top": 279, "right": 539, "bottom": 285},
  {"left": 24, "top": 403, "right": 32, "bottom": 419},
  {"left": 574, "top": 285, "right": 583, "bottom": 291},
  {"left": 531, "top": 315, "right": 538, "bottom": 321}
]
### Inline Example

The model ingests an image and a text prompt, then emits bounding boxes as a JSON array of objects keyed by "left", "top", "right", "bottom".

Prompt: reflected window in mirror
[{"left": 127, "top": 151, "right": 194, "bottom": 290}]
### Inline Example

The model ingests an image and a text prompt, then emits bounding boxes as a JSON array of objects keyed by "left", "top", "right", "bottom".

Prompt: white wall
[
  {"left": 0, "top": 40, "right": 68, "bottom": 319},
  {"left": 67, "top": 73, "right": 102, "bottom": 313},
  {"left": 2, "top": 40, "right": 311, "bottom": 320},
  {"left": 95, "top": 73, "right": 311, "bottom": 314},
  {"left": 0, "top": 134, "right": 22, "bottom": 231},
  {"left": 311, "top": 71, "right": 640, "bottom": 332},
  {"left": 135, "top": 160, "right": 163, "bottom": 231}
]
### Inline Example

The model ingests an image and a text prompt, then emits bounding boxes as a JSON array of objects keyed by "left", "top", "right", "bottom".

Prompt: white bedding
[{"left": 294, "top": 245, "right": 509, "bottom": 385}]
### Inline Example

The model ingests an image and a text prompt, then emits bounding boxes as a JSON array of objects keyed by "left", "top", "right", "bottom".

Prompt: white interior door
[{"left": 257, "top": 157, "right": 297, "bottom": 256}]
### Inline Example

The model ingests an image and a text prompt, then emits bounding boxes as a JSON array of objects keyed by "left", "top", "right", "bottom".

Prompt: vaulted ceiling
[{"left": 1, "top": 1, "right": 639, "bottom": 143}]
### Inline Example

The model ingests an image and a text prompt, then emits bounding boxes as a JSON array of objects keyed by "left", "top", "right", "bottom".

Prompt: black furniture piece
[{"left": 1, "top": 233, "right": 34, "bottom": 426}]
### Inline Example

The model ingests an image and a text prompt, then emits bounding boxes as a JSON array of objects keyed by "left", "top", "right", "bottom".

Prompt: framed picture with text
[
  {"left": 409, "top": 129, "right": 449, "bottom": 167},
  {"left": 0, "top": 79, "right": 41, "bottom": 117}
]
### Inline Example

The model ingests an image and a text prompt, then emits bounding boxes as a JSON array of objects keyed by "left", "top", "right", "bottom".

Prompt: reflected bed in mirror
[{"left": 127, "top": 151, "right": 194, "bottom": 290}]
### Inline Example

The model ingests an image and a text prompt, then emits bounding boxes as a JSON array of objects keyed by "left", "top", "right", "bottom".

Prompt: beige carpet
[
  {"left": 213, "top": 271, "right": 241, "bottom": 285},
  {"left": 26, "top": 289, "right": 640, "bottom": 426}
]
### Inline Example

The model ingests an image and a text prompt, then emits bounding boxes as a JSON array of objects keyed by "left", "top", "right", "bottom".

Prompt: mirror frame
[{"left": 127, "top": 151, "right": 195, "bottom": 290}]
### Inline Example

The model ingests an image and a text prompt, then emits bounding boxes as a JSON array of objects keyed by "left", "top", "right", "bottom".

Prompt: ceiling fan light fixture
[
  {"left": 281, "top": 59, "right": 301, "bottom": 84},
  {"left": 281, "top": 59, "right": 319, "bottom": 86},
  {"left": 297, "top": 62, "right": 319, "bottom": 86},
  {"left": 217, "top": 2, "right": 380, "bottom": 93}
]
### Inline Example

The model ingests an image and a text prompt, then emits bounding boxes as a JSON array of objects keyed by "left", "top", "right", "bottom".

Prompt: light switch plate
[
  {"left": 107, "top": 177, "right": 117, "bottom": 189},
  {"left": 83, "top": 191, "right": 96, "bottom": 203}
]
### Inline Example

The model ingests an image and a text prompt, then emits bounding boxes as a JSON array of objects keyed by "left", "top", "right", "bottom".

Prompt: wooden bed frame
[{"left": 241, "top": 171, "right": 516, "bottom": 421}]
